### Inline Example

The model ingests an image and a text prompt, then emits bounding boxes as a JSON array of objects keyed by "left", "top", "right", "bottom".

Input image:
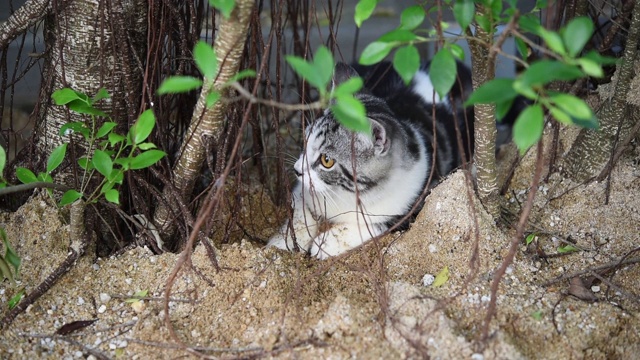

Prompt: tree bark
[
  {"left": 468, "top": 5, "right": 500, "bottom": 217},
  {"left": 563, "top": 1, "right": 639, "bottom": 182},
  {"left": 34, "top": 0, "right": 147, "bottom": 156},
  {"left": 0, "top": 0, "right": 51, "bottom": 50},
  {"left": 152, "top": 0, "right": 255, "bottom": 250}
]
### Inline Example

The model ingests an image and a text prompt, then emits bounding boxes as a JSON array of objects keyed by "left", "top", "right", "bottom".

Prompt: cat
[{"left": 267, "top": 61, "right": 475, "bottom": 259}]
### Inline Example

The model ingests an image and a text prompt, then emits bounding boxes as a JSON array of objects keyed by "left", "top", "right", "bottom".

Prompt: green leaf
[
  {"left": 378, "top": 29, "right": 418, "bottom": 43},
  {"left": 37, "top": 173, "right": 53, "bottom": 183},
  {"left": 571, "top": 114, "right": 599, "bottom": 130},
  {"left": 515, "top": 37, "right": 530, "bottom": 60},
  {"left": 582, "top": 50, "right": 618, "bottom": 65},
  {"left": 313, "top": 46, "right": 335, "bottom": 93},
  {"left": 92, "top": 88, "right": 111, "bottom": 104},
  {"left": 332, "top": 77, "right": 363, "bottom": 97},
  {"left": 577, "top": 58, "right": 603, "bottom": 78},
  {"left": 194, "top": 41, "right": 217, "bottom": 80},
  {"left": 46, "top": 143, "right": 67, "bottom": 174},
  {"left": 393, "top": 45, "right": 420, "bottom": 85},
  {"left": 465, "top": 78, "right": 517, "bottom": 105},
  {"left": 96, "top": 122, "right": 117, "bottom": 138},
  {"left": 432, "top": 266, "right": 449, "bottom": 287},
  {"left": 548, "top": 106, "right": 573, "bottom": 125},
  {"left": 92, "top": 149, "right": 113, "bottom": 178},
  {"left": 1, "top": 228, "right": 20, "bottom": 277},
  {"left": 157, "top": 76, "right": 203, "bottom": 94},
  {"left": 448, "top": 44, "right": 465, "bottom": 61},
  {"left": 130, "top": 109, "right": 156, "bottom": 145},
  {"left": 453, "top": 0, "right": 474, "bottom": 31},
  {"left": 206, "top": 91, "right": 221, "bottom": 108},
  {"left": 539, "top": 28, "right": 566, "bottom": 56},
  {"left": 286, "top": 50, "right": 333, "bottom": 95},
  {"left": 525, "top": 233, "right": 537, "bottom": 245},
  {"left": 531, "top": 310, "right": 543, "bottom": 321},
  {"left": 137, "top": 142, "right": 158, "bottom": 150},
  {"left": 16, "top": 167, "right": 37, "bottom": 184},
  {"left": 331, "top": 96, "right": 370, "bottom": 133},
  {"left": 518, "top": 14, "right": 543, "bottom": 35},
  {"left": 557, "top": 244, "right": 579, "bottom": 253},
  {"left": 59, "top": 190, "right": 83, "bottom": 207},
  {"left": 475, "top": 14, "right": 493, "bottom": 34},
  {"left": 562, "top": 17, "right": 593, "bottom": 57},
  {"left": 104, "top": 189, "right": 119, "bottom": 204},
  {"left": 550, "top": 93, "right": 593, "bottom": 120},
  {"left": 209, "top": 0, "right": 235, "bottom": 18},
  {"left": 130, "top": 150, "right": 167, "bottom": 170},
  {"left": 513, "top": 104, "right": 544, "bottom": 154},
  {"left": 496, "top": 98, "right": 516, "bottom": 121},
  {"left": 429, "top": 49, "right": 457, "bottom": 99},
  {"left": 399, "top": 5, "right": 425, "bottom": 30},
  {"left": 59, "top": 122, "right": 90, "bottom": 139},
  {"left": 359, "top": 41, "right": 394, "bottom": 65},
  {"left": 520, "top": 60, "right": 584, "bottom": 87},
  {"left": 0, "top": 146, "right": 6, "bottom": 176},
  {"left": 9, "top": 289, "right": 25, "bottom": 309},
  {"left": 355, "top": 0, "right": 377, "bottom": 27},
  {"left": 108, "top": 133, "right": 125, "bottom": 147},
  {"left": 51, "top": 88, "right": 88, "bottom": 106},
  {"left": 67, "top": 100, "right": 108, "bottom": 117},
  {"left": 78, "top": 157, "right": 92, "bottom": 170},
  {"left": 227, "top": 69, "right": 257, "bottom": 83}
]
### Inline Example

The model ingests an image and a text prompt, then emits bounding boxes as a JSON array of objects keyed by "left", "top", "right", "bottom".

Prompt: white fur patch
[{"left": 412, "top": 71, "right": 442, "bottom": 104}]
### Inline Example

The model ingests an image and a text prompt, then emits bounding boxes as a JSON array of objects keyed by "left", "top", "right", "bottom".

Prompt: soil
[{"left": 0, "top": 126, "right": 639, "bottom": 359}]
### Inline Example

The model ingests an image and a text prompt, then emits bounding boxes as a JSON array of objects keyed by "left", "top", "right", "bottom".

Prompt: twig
[
  {"left": 539, "top": 257, "right": 640, "bottom": 286},
  {"left": 0, "top": 181, "right": 72, "bottom": 196},
  {"left": 227, "top": 81, "right": 323, "bottom": 111},
  {"left": 19, "top": 333, "right": 110, "bottom": 360},
  {"left": 482, "top": 139, "right": 545, "bottom": 342},
  {"left": 1, "top": 201, "right": 89, "bottom": 330}
]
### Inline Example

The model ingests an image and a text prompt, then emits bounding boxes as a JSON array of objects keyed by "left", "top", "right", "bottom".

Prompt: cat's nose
[{"left": 294, "top": 168, "right": 302, "bottom": 177}]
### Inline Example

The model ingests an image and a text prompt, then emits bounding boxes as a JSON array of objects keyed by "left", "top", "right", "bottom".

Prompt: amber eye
[{"left": 320, "top": 154, "right": 335, "bottom": 168}]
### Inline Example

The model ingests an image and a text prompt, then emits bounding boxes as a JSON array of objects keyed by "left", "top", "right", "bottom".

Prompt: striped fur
[{"left": 268, "top": 61, "right": 473, "bottom": 259}]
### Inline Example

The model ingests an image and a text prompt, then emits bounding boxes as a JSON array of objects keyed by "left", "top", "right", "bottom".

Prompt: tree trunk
[
  {"left": 35, "top": 0, "right": 146, "bottom": 157},
  {"left": 563, "top": 1, "right": 639, "bottom": 182},
  {"left": 468, "top": 5, "right": 500, "bottom": 217},
  {"left": 152, "top": 0, "right": 255, "bottom": 250}
]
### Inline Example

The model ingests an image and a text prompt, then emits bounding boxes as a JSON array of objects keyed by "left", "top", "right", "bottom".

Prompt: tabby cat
[{"left": 268, "top": 61, "right": 475, "bottom": 259}]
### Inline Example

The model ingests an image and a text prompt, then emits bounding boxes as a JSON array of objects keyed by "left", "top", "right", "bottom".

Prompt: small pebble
[
  {"left": 92, "top": 263, "right": 100, "bottom": 271},
  {"left": 591, "top": 285, "right": 601, "bottom": 293},
  {"left": 422, "top": 274, "right": 435, "bottom": 287},
  {"left": 99, "top": 293, "right": 111, "bottom": 303},
  {"left": 98, "top": 304, "right": 107, "bottom": 314}
]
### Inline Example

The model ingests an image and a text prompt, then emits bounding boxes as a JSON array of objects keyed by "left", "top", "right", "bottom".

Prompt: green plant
[
  {"left": 0, "top": 89, "right": 165, "bottom": 207},
  {"left": 354, "top": 0, "right": 615, "bottom": 154},
  {"left": 466, "top": 14, "right": 615, "bottom": 153},
  {"left": 285, "top": 46, "right": 371, "bottom": 132},
  {"left": 0, "top": 227, "right": 20, "bottom": 286},
  {"left": 157, "top": 40, "right": 256, "bottom": 106},
  {"left": 47, "top": 88, "right": 166, "bottom": 206}
]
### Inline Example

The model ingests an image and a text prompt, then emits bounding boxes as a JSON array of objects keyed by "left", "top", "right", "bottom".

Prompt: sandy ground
[{"left": 0, "top": 126, "right": 639, "bottom": 359}]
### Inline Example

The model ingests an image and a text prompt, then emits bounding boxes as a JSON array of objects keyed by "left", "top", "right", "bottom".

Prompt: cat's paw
[
  {"left": 309, "top": 231, "right": 352, "bottom": 260},
  {"left": 266, "top": 234, "right": 289, "bottom": 250}
]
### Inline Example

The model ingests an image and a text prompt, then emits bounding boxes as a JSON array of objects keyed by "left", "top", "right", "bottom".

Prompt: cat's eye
[{"left": 320, "top": 154, "right": 335, "bottom": 169}]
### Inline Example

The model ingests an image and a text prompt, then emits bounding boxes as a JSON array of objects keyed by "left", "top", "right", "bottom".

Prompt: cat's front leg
[
  {"left": 309, "top": 221, "right": 385, "bottom": 260},
  {"left": 267, "top": 183, "right": 318, "bottom": 253}
]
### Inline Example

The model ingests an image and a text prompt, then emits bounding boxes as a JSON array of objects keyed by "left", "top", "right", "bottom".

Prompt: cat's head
[{"left": 294, "top": 63, "right": 402, "bottom": 198}]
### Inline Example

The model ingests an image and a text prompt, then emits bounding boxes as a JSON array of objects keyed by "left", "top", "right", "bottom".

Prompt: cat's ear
[
  {"left": 330, "top": 63, "right": 361, "bottom": 93},
  {"left": 371, "top": 120, "right": 390, "bottom": 155}
]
